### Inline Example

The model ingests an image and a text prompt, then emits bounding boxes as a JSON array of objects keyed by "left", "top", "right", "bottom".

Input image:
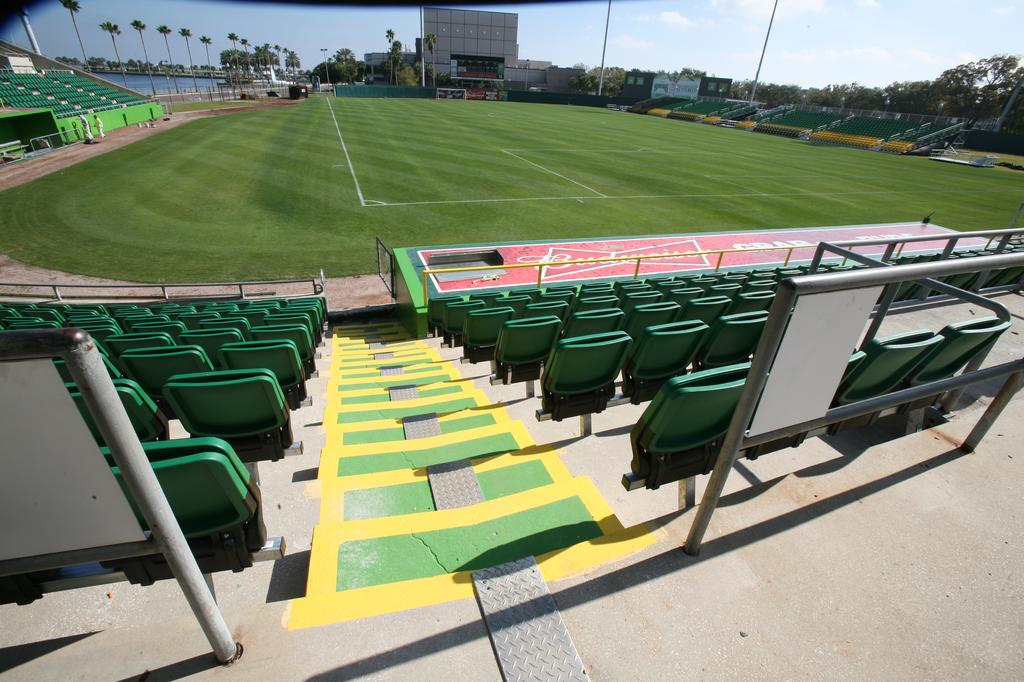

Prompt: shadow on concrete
[
  {"left": 115, "top": 650, "right": 220, "bottom": 681},
  {"left": 307, "top": 445, "right": 968, "bottom": 680},
  {"left": 291, "top": 467, "right": 319, "bottom": 483},
  {"left": 266, "top": 550, "right": 310, "bottom": 603},
  {"left": 0, "top": 632, "right": 96, "bottom": 674}
]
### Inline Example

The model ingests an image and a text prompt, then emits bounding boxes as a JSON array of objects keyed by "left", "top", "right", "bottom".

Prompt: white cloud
[
  {"left": 612, "top": 34, "right": 655, "bottom": 50},
  {"left": 710, "top": 0, "right": 827, "bottom": 19},
  {"left": 857, "top": 0, "right": 880, "bottom": 8},
  {"left": 659, "top": 11, "right": 696, "bottom": 27},
  {"left": 958, "top": 51, "right": 980, "bottom": 63},
  {"left": 992, "top": 4, "right": 1016, "bottom": 14}
]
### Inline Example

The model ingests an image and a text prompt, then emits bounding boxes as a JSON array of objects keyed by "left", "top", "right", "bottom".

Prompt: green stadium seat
[
  {"left": 515, "top": 288, "right": 543, "bottom": 302},
  {"left": 679, "top": 296, "right": 732, "bottom": 324},
  {"left": 629, "top": 363, "right": 750, "bottom": 489},
  {"left": 538, "top": 291, "right": 575, "bottom": 307},
  {"left": 501, "top": 295, "right": 532, "bottom": 317},
  {"left": 130, "top": 320, "right": 188, "bottom": 340},
  {"left": 621, "top": 301, "right": 681, "bottom": 341},
  {"left": 236, "top": 310, "right": 270, "bottom": 329},
  {"left": 219, "top": 340, "right": 308, "bottom": 410},
  {"left": 199, "top": 316, "right": 252, "bottom": 340},
  {"left": 574, "top": 295, "right": 620, "bottom": 312},
  {"left": 119, "top": 345, "right": 215, "bottom": 409},
  {"left": 619, "top": 291, "right": 662, "bottom": 316},
  {"left": 695, "top": 311, "right": 769, "bottom": 369},
  {"left": 523, "top": 300, "right": 570, "bottom": 322},
  {"left": 493, "top": 315, "right": 562, "bottom": 384},
  {"left": 251, "top": 324, "right": 317, "bottom": 379},
  {"left": 105, "top": 332, "right": 177, "bottom": 358},
  {"left": 68, "top": 378, "right": 167, "bottom": 444},
  {"left": 708, "top": 283, "right": 742, "bottom": 300},
  {"left": 462, "top": 306, "right": 516, "bottom": 363},
  {"left": 264, "top": 312, "right": 320, "bottom": 345},
  {"left": 162, "top": 369, "right": 294, "bottom": 463},
  {"left": 179, "top": 329, "right": 246, "bottom": 370},
  {"left": 540, "top": 331, "right": 632, "bottom": 422},
  {"left": 662, "top": 287, "right": 704, "bottom": 309},
  {"left": 833, "top": 330, "right": 942, "bottom": 406},
  {"left": 177, "top": 312, "right": 223, "bottom": 330},
  {"left": 562, "top": 308, "right": 624, "bottom": 338},
  {"left": 470, "top": 292, "right": 507, "bottom": 307},
  {"left": 729, "top": 291, "right": 775, "bottom": 315},
  {"left": 907, "top": 317, "right": 1010, "bottom": 386},
  {"left": 441, "top": 299, "right": 486, "bottom": 347},
  {"left": 102, "top": 437, "right": 267, "bottom": 584},
  {"left": 622, "top": 320, "right": 709, "bottom": 404},
  {"left": 428, "top": 296, "right": 463, "bottom": 336}
]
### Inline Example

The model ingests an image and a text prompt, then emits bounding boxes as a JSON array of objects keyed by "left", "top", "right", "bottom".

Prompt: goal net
[{"left": 436, "top": 88, "right": 467, "bottom": 100}]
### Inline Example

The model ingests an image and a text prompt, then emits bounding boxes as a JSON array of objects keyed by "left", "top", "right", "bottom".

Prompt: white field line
[
  {"left": 364, "top": 186, "right": 1019, "bottom": 208},
  {"left": 324, "top": 95, "right": 367, "bottom": 207},
  {"left": 500, "top": 148, "right": 608, "bottom": 198}
]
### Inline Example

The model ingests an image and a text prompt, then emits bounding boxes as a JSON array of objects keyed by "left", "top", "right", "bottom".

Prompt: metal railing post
[
  {"left": 861, "top": 283, "right": 898, "bottom": 348},
  {"left": 633, "top": 258, "right": 642, "bottom": 279},
  {"left": 961, "top": 370, "right": 1023, "bottom": 452},
  {"left": 683, "top": 282, "right": 798, "bottom": 555},
  {"left": 59, "top": 331, "right": 241, "bottom": 663}
]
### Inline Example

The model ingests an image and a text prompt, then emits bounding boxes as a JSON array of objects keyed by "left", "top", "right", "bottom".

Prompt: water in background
[{"left": 90, "top": 71, "right": 227, "bottom": 94}]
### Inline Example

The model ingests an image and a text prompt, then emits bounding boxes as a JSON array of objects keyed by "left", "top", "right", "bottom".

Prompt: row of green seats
[{"left": 629, "top": 315, "right": 1010, "bottom": 489}]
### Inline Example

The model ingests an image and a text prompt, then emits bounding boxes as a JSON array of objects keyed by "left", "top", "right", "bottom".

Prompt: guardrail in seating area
[{"left": 0, "top": 273, "right": 325, "bottom": 302}]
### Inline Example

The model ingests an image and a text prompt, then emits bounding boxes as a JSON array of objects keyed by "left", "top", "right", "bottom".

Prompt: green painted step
[
  {"left": 340, "top": 383, "right": 464, "bottom": 406},
  {"left": 343, "top": 412, "right": 498, "bottom": 445},
  {"left": 338, "top": 431, "right": 520, "bottom": 476},
  {"left": 337, "top": 373, "right": 454, "bottom": 392},
  {"left": 343, "top": 460, "right": 554, "bottom": 520},
  {"left": 339, "top": 363, "right": 446, "bottom": 379},
  {"left": 337, "top": 396, "right": 479, "bottom": 423},
  {"left": 337, "top": 496, "right": 600, "bottom": 590}
]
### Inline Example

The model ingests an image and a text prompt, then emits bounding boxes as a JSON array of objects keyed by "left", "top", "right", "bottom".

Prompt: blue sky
[{"left": 3, "top": 0, "right": 1020, "bottom": 87}]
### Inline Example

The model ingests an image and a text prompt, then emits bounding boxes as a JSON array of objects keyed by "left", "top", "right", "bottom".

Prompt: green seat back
[
  {"left": 835, "top": 330, "right": 942, "bottom": 405},
  {"left": 251, "top": 324, "right": 315, "bottom": 362},
  {"left": 501, "top": 295, "right": 532, "bottom": 317},
  {"left": 620, "top": 291, "right": 663, "bottom": 317},
  {"left": 908, "top": 317, "right": 1011, "bottom": 386},
  {"left": 219, "top": 340, "right": 304, "bottom": 389},
  {"left": 199, "top": 316, "right": 252, "bottom": 340},
  {"left": 69, "top": 378, "right": 163, "bottom": 444},
  {"left": 105, "top": 332, "right": 176, "bottom": 356},
  {"left": 708, "top": 283, "right": 742, "bottom": 300},
  {"left": 236, "top": 310, "right": 269, "bottom": 328},
  {"left": 180, "top": 329, "right": 246, "bottom": 369},
  {"left": 463, "top": 307, "right": 516, "bottom": 347},
  {"left": 574, "top": 295, "right": 620, "bottom": 313},
  {"left": 562, "top": 308, "right": 624, "bottom": 338},
  {"left": 523, "top": 301, "right": 569, "bottom": 322},
  {"left": 680, "top": 296, "right": 731, "bottom": 324},
  {"left": 263, "top": 313, "right": 314, "bottom": 339},
  {"left": 542, "top": 331, "right": 632, "bottom": 396},
  {"left": 729, "top": 291, "right": 775, "bottom": 315},
  {"left": 621, "top": 302, "right": 681, "bottom": 341},
  {"left": 442, "top": 299, "right": 486, "bottom": 334},
  {"left": 538, "top": 291, "right": 575, "bottom": 307},
  {"left": 743, "top": 279, "right": 776, "bottom": 293},
  {"left": 662, "top": 287, "right": 705, "bottom": 309},
  {"left": 494, "top": 315, "right": 562, "bottom": 365},
  {"left": 469, "top": 292, "right": 506, "bottom": 307},
  {"left": 634, "top": 363, "right": 750, "bottom": 453},
  {"left": 697, "top": 311, "right": 769, "bottom": 368},
  {"left": 108, "top": 438, "right": 254, "bottom": 536},
  {"left": 428, "top": 296, "right": 463, "bottom": 327},
  {"left": 130, "top": 320, "right": 187, "bottom": 340},
  {"left": 627, "top": 320, "right": 708, "bottom": 380},
  {"left": 120, "top": 345, "right": 214, "bottom": 398},
  {"left": 162, "top": 369, "right": 287, "bottom": 436}
]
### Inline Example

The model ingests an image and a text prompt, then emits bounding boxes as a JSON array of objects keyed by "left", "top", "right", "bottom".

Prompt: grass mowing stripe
[
  {"left": 336, "top": 496, "right": 600, "bottom": 590},
  {"left": 338, "top": 432, "right": 519, "bottom": 475},
  {"left": 342, "top": 459, "right": 555, "bottom": 521}
]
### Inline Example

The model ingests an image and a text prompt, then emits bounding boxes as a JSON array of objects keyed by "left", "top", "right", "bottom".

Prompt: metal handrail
[
  {"left": 0, "top": 274, "right": 324, "bottom": 302},
  {"left": 681, "top": 250, "right": 1024, "bottom": 556}
]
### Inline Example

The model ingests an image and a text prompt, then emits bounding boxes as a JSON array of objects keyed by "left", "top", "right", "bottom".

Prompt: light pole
[
  {"left": 420, "top": 5, "right": 426, "bottom": 87},
  {"left": 749, "top": 0, "right": 779, "bottom": 104},
  {"left": 321, "top": 48, "right": 331, "bottom": 90},
  {"left": 597, "top": 0, "right": 611, "bottom": 96}
]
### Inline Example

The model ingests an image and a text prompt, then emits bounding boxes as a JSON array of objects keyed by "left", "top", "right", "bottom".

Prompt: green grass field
[{"left": 0, "top": 96, "right": 1020, "bottom": 282}]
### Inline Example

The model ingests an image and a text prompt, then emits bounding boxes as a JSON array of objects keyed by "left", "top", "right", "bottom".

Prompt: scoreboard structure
[{"left": 450, "top": 54, "right": 505, "bottom": 81}]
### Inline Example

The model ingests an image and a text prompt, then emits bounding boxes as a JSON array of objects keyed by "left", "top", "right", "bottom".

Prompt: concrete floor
[{"left": 2, "top": 291, "right": 1023, "bottom": 680}]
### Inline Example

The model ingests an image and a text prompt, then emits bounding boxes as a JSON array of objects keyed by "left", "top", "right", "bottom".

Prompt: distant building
[
  {"left": 424, "top": 7, "right": 518, "bottom": 83},
  {"left": 621, "top": 71, "right": 656, "bottom": 99}
]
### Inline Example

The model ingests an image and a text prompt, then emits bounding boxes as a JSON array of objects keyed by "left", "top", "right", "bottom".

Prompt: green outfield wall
[{"left": 54, "top": 101, "right": 165, "bottom": 141}]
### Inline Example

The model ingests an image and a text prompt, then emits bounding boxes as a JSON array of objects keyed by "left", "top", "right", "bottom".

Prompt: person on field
[
  {"left": 78, "top": 114, "right": 94, "bottom": 143},
  {"left": 93, "top": 115, "right": 105, "bottom": 139}
]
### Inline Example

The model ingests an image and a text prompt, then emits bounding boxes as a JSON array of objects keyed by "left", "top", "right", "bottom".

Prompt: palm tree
[
  {"left": 227, "top": 33, "right": 240, "bottom": 85},
  {"left": 130, "top": 20, "right": 157, "bottom": 95},
  {"left": 155, "top": 25, "right": 179, "bottom": 93},
  {"left": 285, "top": 49, "right": 299, "bottom": 74},
  {"left": 273, "top": 44, "right": 281, "bottom": 69},
  {"left": 60, "top": 0, "right": 89, "bottom": 71},
  {"left": 385, "top": 29, "right": 395, "bottom": 85},
  {"left": 99, "top": 22, "right": 127, "bottom": 87},
  {"left": 179, "top": 28, "right": 199, "bottom": 92},
  {"left": 425, "top": 33, "right": 437, "bottom": 86},
  {"left": 199, "top": 35, "right": 214, "bottom": 84},
  {"left": 240, "top": 38, "right": 252, "bottom": 81}
]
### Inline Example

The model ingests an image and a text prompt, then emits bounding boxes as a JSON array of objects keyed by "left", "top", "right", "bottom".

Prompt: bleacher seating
[
  {"left": 0, "top": 67, "right": 147, "bottom": 118},
  {"left": 753, "top": 110, "right": 847, "bottom": 137},
  {"left": 810, "top": 115, "right": 921, "bottom": 150}
]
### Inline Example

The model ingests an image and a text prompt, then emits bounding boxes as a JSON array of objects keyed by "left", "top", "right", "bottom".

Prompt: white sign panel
[
  {"left": 748, "top": 287, "right": 883, "bottom": 437},
  {"left": 0, "top": 359, "right": 146, "bottom": 561},
  {"left": 650, "top": 75, "right": 700, "bottom": 99}
]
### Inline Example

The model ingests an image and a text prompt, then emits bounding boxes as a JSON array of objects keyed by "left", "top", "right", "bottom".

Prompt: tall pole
[
  {"left": 322, "top": 49, "right": 331, "bottom": 89},
  {"left": 597, "top": 0, "right": 612, "bottom": 96},
  {"left": 994, "top": 79, "right": 1023, "bottom": 133},
  {"left": 20, "top": 8, "right": 42, "bottom": 54},
  {"left": 749, "top": 0, "right": 779, "bottom": 103},
  {"left": 420, "top": 5, "right": 426, "bottom": 87}
]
